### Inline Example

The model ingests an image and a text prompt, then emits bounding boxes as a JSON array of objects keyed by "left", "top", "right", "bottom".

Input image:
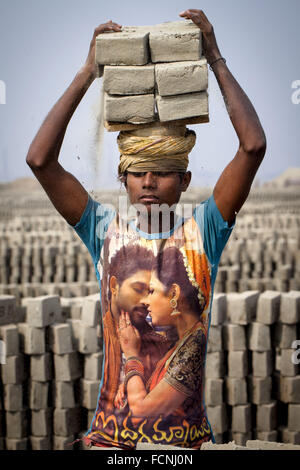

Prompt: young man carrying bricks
[{"left": 26, "top": 9, "right": 266, "bottom": 449}]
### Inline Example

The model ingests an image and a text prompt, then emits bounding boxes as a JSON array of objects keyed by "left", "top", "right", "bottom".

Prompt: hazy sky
[{"left": 0, "top": 0, "right": 299, "bottom": 189}]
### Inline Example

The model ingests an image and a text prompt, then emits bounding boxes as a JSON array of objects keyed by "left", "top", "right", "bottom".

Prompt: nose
[{"left": 142, "top": 172, "right": 157, "bottom": 188}]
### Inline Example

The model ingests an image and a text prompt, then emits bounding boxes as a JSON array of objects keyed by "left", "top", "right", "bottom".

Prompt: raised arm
[
  {"left": 26, "top": 20, "right": 122, "bottom": 226},
  {"left": 180, "top": 9, "right": 267, "bottom": 224}
]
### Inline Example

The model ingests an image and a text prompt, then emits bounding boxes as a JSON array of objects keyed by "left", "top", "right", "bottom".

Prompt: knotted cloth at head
[{"left": 117, "top": 128, "right": 196, "bottom": 177}]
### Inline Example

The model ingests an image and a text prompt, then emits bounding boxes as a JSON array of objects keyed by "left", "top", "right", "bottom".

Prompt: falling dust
[{"left": 87, "top": 82, "right": 105, "bottom": 198}]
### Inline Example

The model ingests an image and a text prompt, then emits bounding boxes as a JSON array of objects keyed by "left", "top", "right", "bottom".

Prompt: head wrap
[{"left": 117, "top": 125, "right": 196, "bottom": 177}]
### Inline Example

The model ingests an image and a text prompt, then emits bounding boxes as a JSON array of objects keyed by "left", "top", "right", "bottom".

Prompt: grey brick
[
  {"left": 225, "top": 378, "right": 248, "bottom": 405},
  {"left": 223, "top": 324, "right": 246, "bottom": 351},
  {"left": 53, "top": 352, "right": 82, "bottom": 381},
  {"left": 280, "top": 291, "right": 300, "bottom": 324},
  {"left": 84, "top": 352, "right": 103, "bottom": 381},
  {"left": 0, "top": 324, "right": 19, "bottom": 356},
  {"left": 288, "top": 404, "right": 300, "bottom": 431},
  {"left": 29, "top": 436, "right": 52, "bottom": 450},
  {"left": 149, "top": 20, "right": 202, "bottom": 62},
  {"left": 247, "top": 322, "right": 271, "bottom": 351},
  {"left": 205, "top": 352, "right": 225, "bottom": 378},
  {"left": 5, "top": 437, "right": 28, "bottom": 450},
  {"left": 252, "top": 351, "right": 273, "bottom": 377},
  {"left": 248, "top": 376, "right": 272, "bottom": 404},
  {"left": 29, "top": 381, "right": 50, "bottom": 410},
  {"left": 280, "top": 376, "right": 300, "bottom": 403},
  {"left": 80, "top": 379, "right": 100, "bottom": 410},
  {"left": 52, "top": 381, "right": 75, "bottom": 409},
  {"left": 30, "top": 353, "right": 53, "bottom": 382},
  {"left": 96, "top": 28, "right": 149, "bottom": 66},
  {"left": 210, "top": 294, "right": 226, "bottom": 325},
  {"left": 18, "top": 323, "right": 45, "bottom": 355},
  {"left": 31, "top": 409, "right": 52, "bottom": 437},
  {"left": 1, "top": 354, "right": 25, "bottom": 384},
  {"left": 23, "top": 295, "right": 59, "bottom": 327},
  {"left": 4, "top": 384, "right": 24, "bottom": 411},
  {"left": 207, "top": 326, "right": 222, "bottom": 352},
  {"left": 280, "top": 349, "right": 299, "bottom": 376},
  {"left": 49, "top": 323, "right": 73, "bottom": 354},
  {"left": 103, "top": 65, "right": 155, "bottom": 95},
  {"left": 156, "top": 91, "right": 208, "bottom": 122},
  {"left": 53, "top": 408, "right": 81, "bottom": 436},
  {"left": 228, "top": 351, "right": 248, "bottom": 378},
  {"left": 227, "top": 291, "right": 259, "bottom": 325},
  {"left": 256, "top": 401, "right": 277, "bottom": 431},
  {"left": 256, "top": 291, "right": 280, "bottom": 324},
  {"left": 231, "top": 404, "right": 251, "bottom": 433},
  {"left": 206, "top": 404, "right": 228, "bottom": 434},
  {"left": 204, "top": 378, "right": 223, "bottom": 406},
  {"left": 105, "top": 93, "right": 155, "bottom": 124},
  {"left": 0, "top": 296, "right": 17, "bottom": 326},
  {"left": 6, "top": 410, "right": 28, "bottom": 438},
  {"left": 280, "top": 427, "right": 300, "bottom": 445},
  {"left": 274, "top": 323, "right": 297, "bottom": 349},
  {"left": 155, "top": 59, "right": 207, "bottom": 96}
]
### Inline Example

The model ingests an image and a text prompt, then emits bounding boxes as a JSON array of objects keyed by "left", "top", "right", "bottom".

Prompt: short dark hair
[{"left": 108, "top": 243, "right": 155, "bottom": 300}]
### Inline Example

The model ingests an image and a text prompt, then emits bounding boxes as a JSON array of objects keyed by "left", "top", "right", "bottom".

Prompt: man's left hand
[
  {"left": 117, "top": 310, "right": 141, "bottom": 358},
  {"left": 179, "top": 9, "right": 221, "bottom": 65}
]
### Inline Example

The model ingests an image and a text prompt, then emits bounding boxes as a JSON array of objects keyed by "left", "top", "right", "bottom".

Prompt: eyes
[
  {"left": 133, "top": 287, "right": 147, "bottom": 295},
  {"left": 130, "top": 172, "right": 174, "bottom": 178}
]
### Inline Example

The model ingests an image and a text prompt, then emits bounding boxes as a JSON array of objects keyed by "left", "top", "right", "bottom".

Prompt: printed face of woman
[{"left": 141, "top": 271, "right": 173, "bottom": 326}]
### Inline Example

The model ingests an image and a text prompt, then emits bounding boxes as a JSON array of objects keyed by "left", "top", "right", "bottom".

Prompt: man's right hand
[{"left": 84, "top": 20, "right": 122, "bottom": 78}]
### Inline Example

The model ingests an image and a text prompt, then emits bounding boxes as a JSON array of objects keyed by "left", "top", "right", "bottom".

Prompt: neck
[
  {"left": 175, "top": 313, "right": 200, "bottom": 340},
  {"left": 110, "top": 299, "right": 120, "bottom": 325},
  {"left": 136, "top": 211, "right": 177, "bottom": 234}
]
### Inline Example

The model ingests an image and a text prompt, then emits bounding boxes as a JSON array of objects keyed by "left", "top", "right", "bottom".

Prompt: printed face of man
[{"left": 115, "top": 269, "right": 152, "bottom": 329}]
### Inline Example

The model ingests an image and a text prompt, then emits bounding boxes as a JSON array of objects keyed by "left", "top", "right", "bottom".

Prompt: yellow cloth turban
[{"left": 117, "top": 126, "right": 196, "bottom": 177}]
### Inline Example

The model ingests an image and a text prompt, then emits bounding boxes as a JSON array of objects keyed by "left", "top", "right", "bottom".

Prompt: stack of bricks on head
[{"left": 96, "top": 20, "right": 209, "bottom": 128}]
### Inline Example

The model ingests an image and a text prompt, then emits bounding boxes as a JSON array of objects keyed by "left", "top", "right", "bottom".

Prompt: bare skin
[{"left": 26, "top": 10, "right": 266, "bottom": 229}]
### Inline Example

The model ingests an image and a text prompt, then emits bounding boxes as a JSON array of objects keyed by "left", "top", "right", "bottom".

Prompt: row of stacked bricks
[
  {"left": 0, "top": 294, "right": 102, "bottom": 450},
  {"left": 0, "top": 238, "right": 95, "bottom": 286},
  {"left": 96, "top": 20, "right": 208, "bottom": 123},
  {"left": 205, "top": 290, "right": 300, "bottom": 445},
  {"left": 215, "top": 232, "right": 300, "bottom": 294},
  {"left": 0, "top": 290, "right": 299, "bottom": 449},
  {"left": 1, "top": 213, "right": 299, "bottom": 292}
]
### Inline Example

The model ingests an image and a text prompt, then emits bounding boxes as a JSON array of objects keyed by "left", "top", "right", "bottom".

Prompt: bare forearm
[
  {"left": 26, "top": 66, "right": 94, "bottom": 167},
  {"left": 211, "top": 60, "right": 266, "bottom": 151},
  {"left": 180, "top": 9, "right": 266, "bottom": 153}
]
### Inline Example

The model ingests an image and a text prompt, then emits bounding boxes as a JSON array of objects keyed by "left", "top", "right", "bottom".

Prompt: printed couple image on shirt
[
  {"left": 73, "top": 194, "right": 234, "bottom": 448},
  {"left": 87, "top": 215, "right": 214, "bottom": 448}
]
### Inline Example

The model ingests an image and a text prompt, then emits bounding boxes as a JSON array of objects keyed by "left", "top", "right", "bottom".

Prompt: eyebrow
[{"left": 130, "top": 282, "right": 148, "bottom": 288}]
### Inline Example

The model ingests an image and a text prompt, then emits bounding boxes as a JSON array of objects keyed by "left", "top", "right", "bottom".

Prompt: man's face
[
  {"left": 115, "top": 269, "right": 151, "bottom": 330},
  {"left": 125, "top": 171, "right": 191, "bottom": 214}
]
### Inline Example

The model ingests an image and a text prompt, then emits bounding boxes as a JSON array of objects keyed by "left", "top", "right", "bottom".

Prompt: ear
[
  {"left": 169, "top": 283, "right": 181, "bottom": 302},
  {"left": 180, "top": 171, "right": 192, "bottom": 192},
  {"left": 109, "top": 276, "right": 119, "bottom": 295}
]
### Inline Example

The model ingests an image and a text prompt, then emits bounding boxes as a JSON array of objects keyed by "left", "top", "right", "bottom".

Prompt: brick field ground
[{"left": 0, "top": 184, "right": 299, "bottom": 450}]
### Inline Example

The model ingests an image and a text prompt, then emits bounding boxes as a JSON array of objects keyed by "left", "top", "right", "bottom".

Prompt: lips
[
  {"left": 131, "top": 306, "right": 148, "bottom": 318},
  {"left": 139, "top": 194, "right": 159, "bottom": 202}
]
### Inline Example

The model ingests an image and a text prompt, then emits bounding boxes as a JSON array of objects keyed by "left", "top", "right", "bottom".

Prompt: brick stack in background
[
  {"left": 94, "top": 20, "right": 209, "bottom": 125},
  {"left": 204, "top": 291, "right": 300, "bottom": 446},
  {"left": 1, "top": 290, "right": 299, "bottom": 449},
  {"left": 1, "top": 211, "right": 300, "bottom": 297}
]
